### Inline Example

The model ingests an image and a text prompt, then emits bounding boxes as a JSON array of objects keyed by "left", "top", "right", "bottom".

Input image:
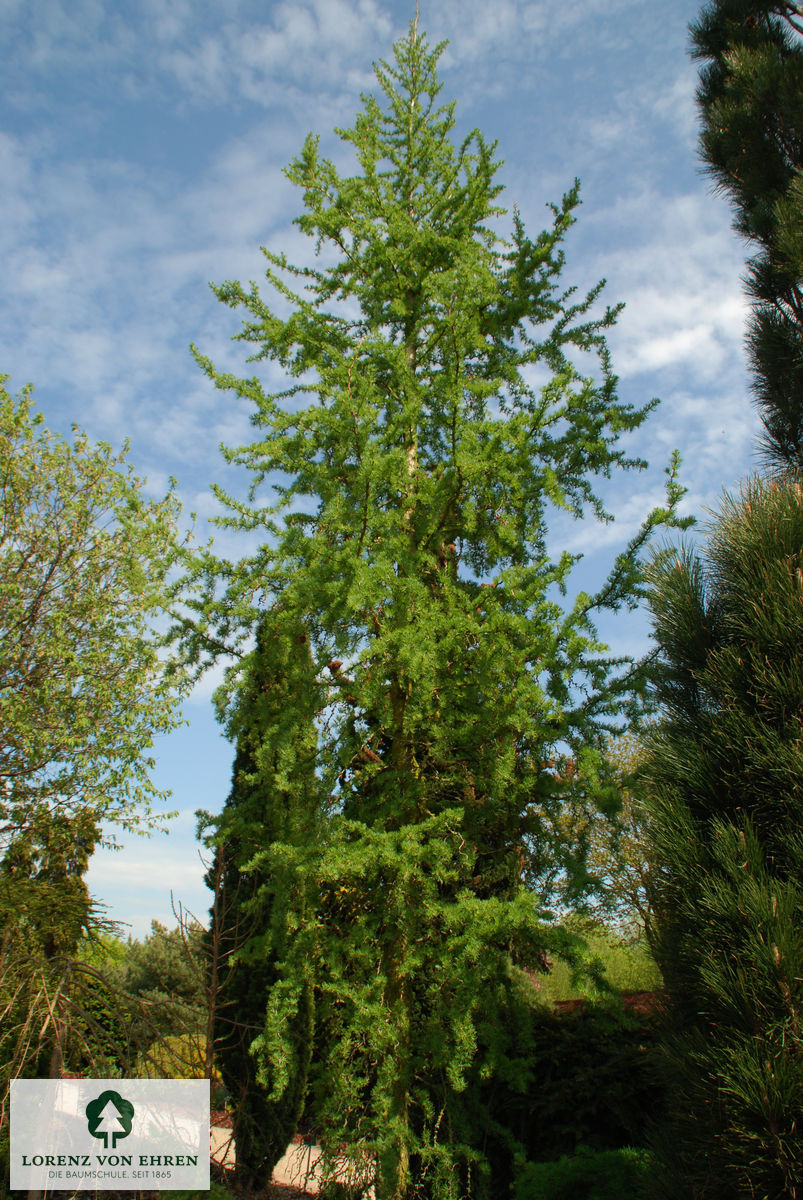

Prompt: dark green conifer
[
  {"left": 642, "top": 8, "right": 803, "bottom": 1192},
  {"left": 692, "top": 0, "right": 803, "bottom": 471},
  {"left": 645, "top": 479, "right": 803, "bottom": 1198},
  {"left": 203, "top": 615, "right": 319, "bottom": 1188}
]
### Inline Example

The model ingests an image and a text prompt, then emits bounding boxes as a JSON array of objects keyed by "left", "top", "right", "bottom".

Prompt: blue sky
[{"left": 2, "top": 0, "right": 756, "bottom": 938}]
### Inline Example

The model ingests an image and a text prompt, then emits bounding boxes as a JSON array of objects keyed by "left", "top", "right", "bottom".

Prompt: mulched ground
[
  {"left": 213, "top": 1167, "right": 317, "bottom": 1199},
  {"left": 259, "top": 1186, "right": 316, "bottom": 1199},
  {"left": 213, "top": 1174, "right": 317, "bottom": 1199},
  {"left": 39, "top": 1188, "right": 316, "bottom": 1200}
]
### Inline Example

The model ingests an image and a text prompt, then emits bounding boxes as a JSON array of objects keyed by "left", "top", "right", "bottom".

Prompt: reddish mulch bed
[
  {"left": 214, "top": 1174, "right": 317, "bottom": 1199},
  {"left": 63, "top": 1182, "right": 319, "bottom": 1199},
  {"left": 553, "top": 989, "right": 665, "bottom": 1016},
  {"left": 260, "top": 1187, "right": 317, "bottom": 1199}
]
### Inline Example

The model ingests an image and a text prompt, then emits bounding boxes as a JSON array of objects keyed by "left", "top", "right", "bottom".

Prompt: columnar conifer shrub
[
  {"left": 190, "top": 23, "right": 685, "bottom": 1200},
  {"left": 202, "top": 616, "right": 318, "bottom": 1187}
]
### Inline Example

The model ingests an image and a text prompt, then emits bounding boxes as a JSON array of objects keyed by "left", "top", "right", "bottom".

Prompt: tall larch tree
[
  {"left": 188, "top": 22, "right": 685, "bottom": 1200},
  {"left": 643, "top": 3, "right": 803, "bottom": 1196}
]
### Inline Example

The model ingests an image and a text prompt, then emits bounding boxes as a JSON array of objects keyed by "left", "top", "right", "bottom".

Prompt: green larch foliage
[{"left": 187, "top": 23, "right": 686, "bottom": 1200}]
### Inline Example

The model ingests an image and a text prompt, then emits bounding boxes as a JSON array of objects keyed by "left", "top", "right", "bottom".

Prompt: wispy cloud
[
  {"left": 88, "top": 843, "right": 211, "bottom": 937},
  {"left": 609, "top": 221, "right": 747, "bottom": 382}
]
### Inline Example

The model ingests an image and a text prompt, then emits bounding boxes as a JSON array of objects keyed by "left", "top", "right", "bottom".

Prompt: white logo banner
[{"left": 11, "top": 1079, "right": 209, "bottom": 1191}]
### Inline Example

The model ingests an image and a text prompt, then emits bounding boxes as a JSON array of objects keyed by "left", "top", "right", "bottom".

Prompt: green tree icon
[{"left": 85, "top": 1090, "right": 135, "bottom": 1149}]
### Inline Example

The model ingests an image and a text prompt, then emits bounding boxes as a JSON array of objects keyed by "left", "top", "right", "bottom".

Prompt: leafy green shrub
[
  {"left": 525, "top": 1005, "right": 662, "bottom": 1160},
  {"left": 514, "top": 1145, "right": 653, "bottom": 1200},
  {"left": 444, "top": 970, "right": 665, "bottom": 1200},
  {"left": 134, "top": 1032, "right": 218, "bottom": 1081}
]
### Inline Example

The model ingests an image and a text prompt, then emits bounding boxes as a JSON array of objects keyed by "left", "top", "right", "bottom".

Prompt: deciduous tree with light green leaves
[
  {"left": 0, "top": 377, "right": 188, "bottom": 852},
  {"left": 188, "top": 23, "right": 686, "bottom": 1200}
]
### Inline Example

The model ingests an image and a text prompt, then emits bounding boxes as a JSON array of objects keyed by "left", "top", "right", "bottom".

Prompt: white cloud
[
  {"left": 429, "top": 0, "right": 653, "bottom": 71},
  {"left": 187, "top": 656, "right": 240, "bottom": 706},
  {"left": 87, "top": 842, "right": 211, "bottom": 937},
  {"left": 582, "top": 63, "right": 699, "bottom": 166},
  {"left": 140, "top": 0, "right": 195, "bottom": 45},
  {"left": 547, "top": 479, "right": 680, "bottom": 560},
  {"left": 650, "top": 67, "right": 699, "bottom": 147},
  {"left": 5, "top": 0, "right": 137, "bottom": 83},
  {"left": 582, "top": 190, "right": 748, "bottom": 386}
]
